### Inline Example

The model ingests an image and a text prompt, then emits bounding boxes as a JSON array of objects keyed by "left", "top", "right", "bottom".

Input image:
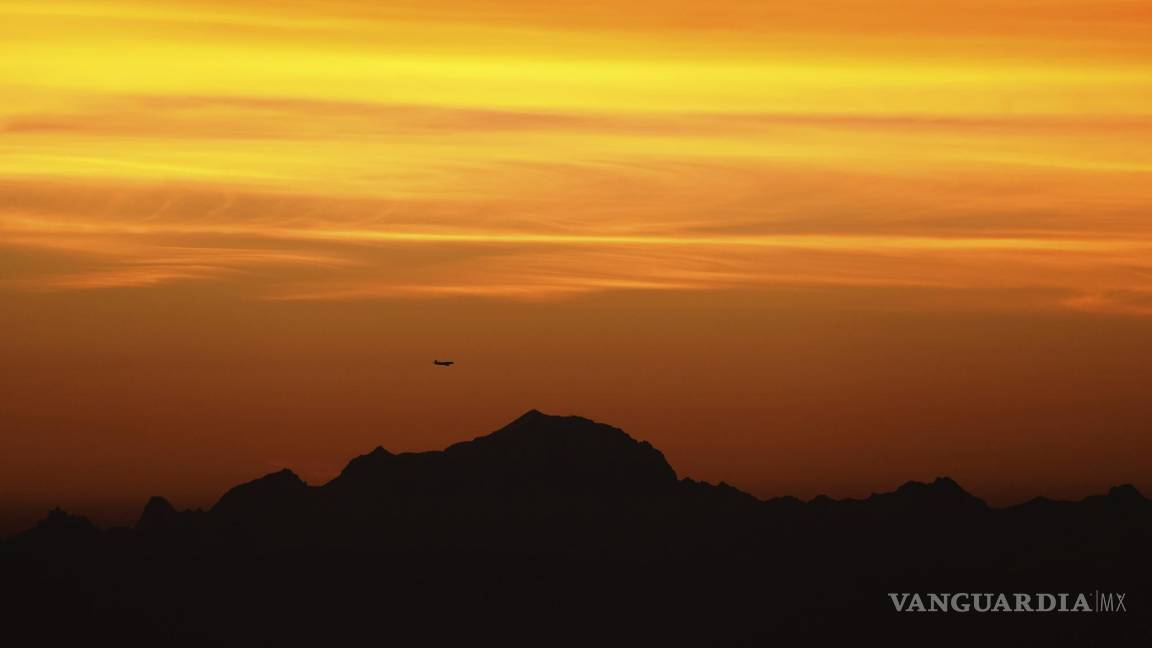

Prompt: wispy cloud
[{"left": 1, "top": 0, "right": 1150, "bottom": 313}]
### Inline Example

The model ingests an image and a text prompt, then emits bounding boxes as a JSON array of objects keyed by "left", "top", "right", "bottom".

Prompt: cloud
[{"left": 2, "top": 0, "right": 1151, "bottom": 312}]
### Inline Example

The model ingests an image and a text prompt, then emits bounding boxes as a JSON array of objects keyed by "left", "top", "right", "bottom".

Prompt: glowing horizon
[{"left": 2, "top": 0, "right": 1151, "bottom": 531}]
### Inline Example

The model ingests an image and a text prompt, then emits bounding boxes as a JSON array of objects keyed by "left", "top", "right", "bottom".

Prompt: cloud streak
[{"left": 0, "top": 0, "right": 1150, "bottom": 313}]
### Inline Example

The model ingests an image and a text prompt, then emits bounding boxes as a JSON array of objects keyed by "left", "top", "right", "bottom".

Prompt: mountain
[
  {"left": 157, "top": 410, "right": 751, "bottom": 548},
  {"left": 328, "top": 409, "right": 678, "bottom": 497},
  {"left": 10, "top": 507, "right": 99, "bottom": 547},
  {"left": 3, "top": 410, "right": 1151, "bottom": 647}
]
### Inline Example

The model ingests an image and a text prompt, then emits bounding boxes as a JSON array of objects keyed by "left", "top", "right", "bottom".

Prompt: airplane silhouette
[{"left": 433, "top": 360, "right": 455, "bottom": 366}]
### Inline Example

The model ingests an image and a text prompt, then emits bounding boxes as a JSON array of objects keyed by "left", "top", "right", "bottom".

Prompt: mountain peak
[
  {"left": 1107, "top": 484, "right": 1146, "bottom": 502},
  {"left": 136, "top": 496, "right": 176, "bottom": 531},
  {"left": 329, "top": 410, "right": 678, "bottom": 497},
  {"left": 211, "top": 468, "right": 309, "bottom": 520},
  {"left": 932, "top": 476, "right": 962, "bottom": 490},
  {"left": 334, "top": 445, "right": 396, "bottom": 484},
  {"left": 891, "top": 476, "right": 969, "bottom": 496},
  {"left": 874, "top": 476, "right": 987, "bottom": 513},
  {"left": 143, "top": 495, "right": 176, "bottom": 515},
  {"left": 14, "top": 508, "right": 99, "bottom": 545},
  {"left": 497, "top": 409, "right": 590, "bottom": 433},
  {"left": 467, "top": 410, "right": 679, "bottom": 491}
]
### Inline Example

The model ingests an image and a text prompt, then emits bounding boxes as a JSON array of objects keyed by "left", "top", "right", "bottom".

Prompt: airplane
[{"left": 433, "top": 360, "right": 455, "bottom": 367}]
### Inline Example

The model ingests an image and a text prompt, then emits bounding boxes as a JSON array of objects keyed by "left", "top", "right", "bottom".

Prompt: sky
[{"left": 2, "top": 0, "right": 1151, "bottom": 532}]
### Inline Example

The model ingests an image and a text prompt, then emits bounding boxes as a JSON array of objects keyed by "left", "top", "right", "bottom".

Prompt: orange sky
[{"left": 2, "top": 0, "right": 1151, "bottom": 532}]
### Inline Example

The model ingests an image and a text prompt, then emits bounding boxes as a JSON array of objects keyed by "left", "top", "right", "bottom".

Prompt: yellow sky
[
  {"left": 3, "top": 0, "right": 1151, "bottom": 314},
  {"left": 2, "top": 0, "right": 1152, "bottom": 528}
]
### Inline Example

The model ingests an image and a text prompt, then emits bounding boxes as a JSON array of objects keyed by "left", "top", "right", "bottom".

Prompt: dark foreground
[{"left": 3, "top": 411, "right": 1150, "bottom": 646}]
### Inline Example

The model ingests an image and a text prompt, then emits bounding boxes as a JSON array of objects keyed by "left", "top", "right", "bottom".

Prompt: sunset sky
[{"left": 2, "top": 0, "right": 1151, "bottom": 532}]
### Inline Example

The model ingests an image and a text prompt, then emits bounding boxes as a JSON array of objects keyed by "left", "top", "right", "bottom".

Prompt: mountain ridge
[
  {"left": 8, "top": 409, "right": 1148, "bottom": 541},
  {"left": 5, "top": 410, "right": 1151, "bottom": 646}
]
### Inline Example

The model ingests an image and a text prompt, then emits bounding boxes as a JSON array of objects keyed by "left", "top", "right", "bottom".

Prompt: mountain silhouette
[
  {"left": 329, "top": 409, "right": 678, "bottom": 497},
  {"left": 3, "top": 410, "right": 1150, "bottom": 647}
]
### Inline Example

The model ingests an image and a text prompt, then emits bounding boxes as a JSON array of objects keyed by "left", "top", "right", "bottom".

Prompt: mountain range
[{"left": 4, "top": 410, "right": 1150, "bottom": 646}]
